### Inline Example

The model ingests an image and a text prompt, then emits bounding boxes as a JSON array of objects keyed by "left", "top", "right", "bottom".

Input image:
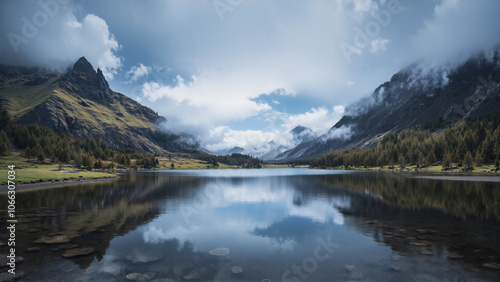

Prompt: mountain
[
  {"left": 0, "top": 57, "right": 198, "bottom": 154},
  {"left": 213, "top": 125, "right": 314, "bottom": 160},
  {"left": 259, "top": 125, "right": 314, "bottom": 161},
  {"left": 226, "top": 146, "right": 245, "bottom": 155},
  {"left": 274, "top": 50, "right": 500, "bottom": 162}
]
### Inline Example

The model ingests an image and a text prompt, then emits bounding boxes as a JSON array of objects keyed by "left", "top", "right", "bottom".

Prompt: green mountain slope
[{"left": 0, "top": 57, "right": 198, "bottom": 154}]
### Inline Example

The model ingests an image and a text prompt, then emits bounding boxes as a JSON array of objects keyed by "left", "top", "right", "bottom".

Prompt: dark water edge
[{"left": 0, "top": 169, "right": 499, "bottom": 281}]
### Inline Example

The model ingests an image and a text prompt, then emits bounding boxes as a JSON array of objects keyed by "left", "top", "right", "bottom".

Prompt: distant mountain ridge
[
  {"left": 216, "top": 125, "right": 315, "bottom": 161},
  {"left": 273, "top": 50, "right": 500, "bottom": 162},
  {"left": 0, "top": 57, "right": 199, "bottom": 154}
]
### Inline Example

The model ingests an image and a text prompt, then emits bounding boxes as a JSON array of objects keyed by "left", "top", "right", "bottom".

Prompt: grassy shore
[
  {"left": 1, "top": 152, "right": 305, "bottom": 185},
  {"left": 331, "top": 164, "right": 499, "bottom": 174},
  {"left": 0, "top": 152, "right": 117, "bottom": 185}
]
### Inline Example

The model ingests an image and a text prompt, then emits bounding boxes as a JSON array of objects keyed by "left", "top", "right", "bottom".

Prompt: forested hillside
[
  {"left": 0, "top": 104, "right": 159, "bottom": 169},
  {"left": 310, "top": 112, "right": 500, "bottom": 170}
]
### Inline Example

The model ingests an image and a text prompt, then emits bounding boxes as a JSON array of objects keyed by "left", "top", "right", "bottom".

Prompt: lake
[{"left": 1, "top": 168, "right": 500, "bottom": 281}]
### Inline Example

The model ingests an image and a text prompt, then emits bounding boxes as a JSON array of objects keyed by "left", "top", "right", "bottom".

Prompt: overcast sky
[{"left": 1, "top": 0, "right": 500, "bottom": 152}]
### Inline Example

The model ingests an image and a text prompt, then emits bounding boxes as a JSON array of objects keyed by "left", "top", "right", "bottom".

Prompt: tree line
[
  {"left": 310, "top": 112, "right": 500, "bottom": 170},
  {"left": 195, "top": 153, "right": 264, "bottom": 168},
  {"left": 0, "top": 104, "right": 158, "bottom": 169}
]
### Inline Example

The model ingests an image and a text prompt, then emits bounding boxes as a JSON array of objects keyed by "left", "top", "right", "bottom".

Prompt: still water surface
[{"left": 1, "top": 169, "right": 500, "bottom": 281}]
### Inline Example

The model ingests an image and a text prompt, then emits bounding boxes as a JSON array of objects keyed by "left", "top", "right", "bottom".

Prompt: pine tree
[
  {"left": 442, "top": 153, "right": 453, "bottom": 170},
  {"left": 464, "top": 151, "right": 474, "bottom": 170},
  {"left": 398, "top": 155, "right": 406, "bottom": 169},
  {"left": 37, "top": 152, "right": 45, "bottom": 163},
  {"left": 474, "top": 150, "right": 483, "bottom": 166},
  {"left": 426, "top": 151, "right": 437, "bottom": 166},
  {"left": 0, "top": 130, "right": 10, "bottom": 155}
]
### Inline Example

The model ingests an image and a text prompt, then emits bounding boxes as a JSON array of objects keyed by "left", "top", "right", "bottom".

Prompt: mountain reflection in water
[{"left": 0, "top": 169, "right": 499, "bottom": 281}]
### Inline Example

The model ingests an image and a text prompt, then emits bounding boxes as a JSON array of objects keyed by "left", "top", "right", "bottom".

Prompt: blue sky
[{"left": 1, "top": 0, "right": 500, "bottom": 152}]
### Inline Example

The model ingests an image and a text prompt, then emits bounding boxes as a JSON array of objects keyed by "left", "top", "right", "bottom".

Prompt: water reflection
[{"left": 0, "top": 169, "right": 499, "bottom": 281}]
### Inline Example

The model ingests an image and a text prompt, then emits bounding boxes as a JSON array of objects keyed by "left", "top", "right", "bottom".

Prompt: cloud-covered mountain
[
  {"left": 215, "top": 125, "right": 315, "bottom": 160},
  {"left": 273, "top": 49, "right": 500, "bottom": 162}
]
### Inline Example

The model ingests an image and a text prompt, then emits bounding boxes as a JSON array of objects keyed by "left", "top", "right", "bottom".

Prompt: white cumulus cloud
[{"left": 127, "top": 63, "right": 151, "bottom": 81}]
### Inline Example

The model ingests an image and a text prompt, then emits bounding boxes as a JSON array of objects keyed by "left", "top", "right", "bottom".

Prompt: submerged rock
[
  {"left": 419, "top": 250, "right": 433, "bottom": 255},
  {"left": 344, "top": 265, "right": 355, "bottom": 272},
  {"left": 390, "top": 264, "right": 403, "bottom": 272},
  {"left": 27, "top": 246, "right": 41, "bottom": 252},
  {"left": 173, "top": 266, "right": 183, "bottom": 276},
  {"left": 35, "top": 235, "right": 70, "bottom": 244},
  {"left": 482, "top": 262, "right": 500, "bottom": 270},
  {"left": 62, "top": 247, "right": 95, "bottom": 258},
  {"left": 126, "top": 272, "right": 156, "bottom": 281},
  {"left": 209, "top": 247, "right": 230, "bottom": 256},
  {"left": 350, "top": 271, "right": 363, "bottom": 279},
  {"left": 410, "top": 241, "right": 429, "bottom": 247},
  {"left": 231, "top": 266, "right": 243, "bottom": 274},
  {"left": 148, "top": 264, "right": 169, "bottom": 274},
  {"left": 447, "top": 252, "right": 464, "bottom": 259},
  {"left": 183, "top": 270, "right": 200, "bottom": 280}
]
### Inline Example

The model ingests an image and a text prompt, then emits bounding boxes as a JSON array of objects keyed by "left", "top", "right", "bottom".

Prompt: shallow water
[{"left": 1, "top": 169, "right": 500, "bottom": 281}]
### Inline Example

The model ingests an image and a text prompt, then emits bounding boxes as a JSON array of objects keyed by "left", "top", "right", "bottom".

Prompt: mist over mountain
[
  {"left": 0, "top": 57, "right": 199, "bottom": 154},
  {"left": 272, "top": 48, "right": 500, "bottom": 162},
  {"left": 214, "top": 125, "right": 315, "bottom": 161}
]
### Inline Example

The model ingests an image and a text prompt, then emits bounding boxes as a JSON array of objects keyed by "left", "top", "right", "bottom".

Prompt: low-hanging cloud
[
  {"left": 409, "top": 0, "right": 500, "bottom": 69},
  {"left": 321, "top": 125, "right": 354, "bottom": 143},
  {"left": 204, "top": 105, "right": 345, "bottom": 155},
  {"left": 0, "top": 2, "right": 121, "bottom": 79}
]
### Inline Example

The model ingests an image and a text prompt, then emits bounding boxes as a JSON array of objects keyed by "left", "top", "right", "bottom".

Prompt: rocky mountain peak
[
  {"left": 96, "top": 68, "right": 109, "bottom": 91},
  {"left": 72, "top": 56, "right": 95, "bottom": 76},
  {"left": 291, "top": 125, "right": 308, "bottom": 135},
  {"left": 60, "top": 57, "right": 113, "bottom": 102}
]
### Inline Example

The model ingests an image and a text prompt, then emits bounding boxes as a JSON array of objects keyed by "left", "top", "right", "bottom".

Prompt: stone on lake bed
[
  {"left": 411, "top": 241, "right": 430, "bottom": 247},
  {"left": 390, "top": 264, "right": 403, "bottom": 272},
  {"left": 344, "top": 265, "right": 355, "bottom": 272},
  {"left": 183, "top": 270, "right": 200, "bottom": 280},
  {"left": 447, "top": 252, "right": 464, "bottom": 259},
  {"left": 126, "top": 272, "right": 156, "bottom": 281},
  {"left": 419, "top": 250, "right": 433, "bottom": 255},
  {"left": 27, "top": 246, "right": 41, "bottom": 252},
  {"left": 173, "top": 266, "right": 183, "bottom": 276},
  {"left": 62, "top": 247, "right": 95, "bottom": 258},
  {"left": 35, "top": 235, "right": 70, "bottom": 244},
  {"left": 209, "top": 247, "right": 230, "bottom": 256},
  {"left": 148, "top": 264, "right": 169, "bottom": 273},
  {"left": 231, "top": 266, "right": 243, "bottom": 274},
  {"left": 350, "top": 271, "right": 363, "bottom": 279},
  {"left": 482, "top": 262, "right": 500, "bottom": 270}
]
